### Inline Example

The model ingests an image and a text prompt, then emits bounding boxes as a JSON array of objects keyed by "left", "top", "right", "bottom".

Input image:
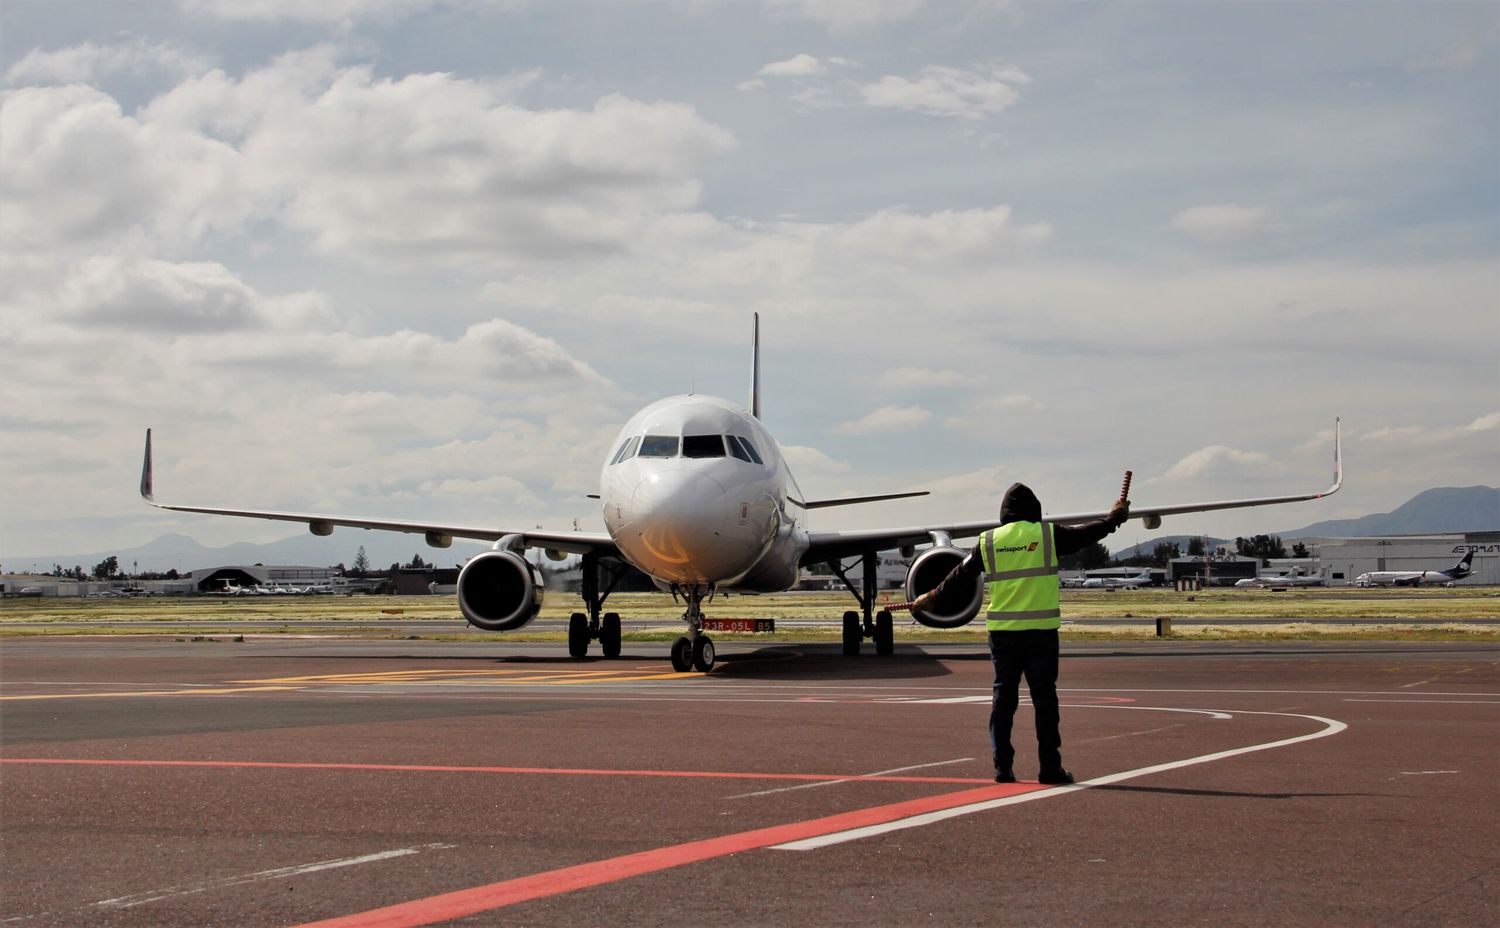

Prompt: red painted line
[
  {"left": 0, "top": 757, "right": 988, "bottom": 785},
  {"left": 292, "top": 782, "right": 1043, "bottom": 928}
]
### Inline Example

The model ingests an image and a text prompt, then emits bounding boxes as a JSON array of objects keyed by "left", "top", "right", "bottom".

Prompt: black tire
[
  {"left": 692, "top": 635, "right": 716, "bottom": 672},
  {"left": 670, "top": 636, "right": 693, "bottom": 672},
  {"left": 567, "top": 612, "right": 589, "bottom": 659},
  {"left": 874, "top": 609, "right": 894, "bottom": 656},
  {"left": 841, "top": 610, "right": 861, "bottom": 657},
  {"left": 601, "top": 612, "right": 622, "bottom": 658}
]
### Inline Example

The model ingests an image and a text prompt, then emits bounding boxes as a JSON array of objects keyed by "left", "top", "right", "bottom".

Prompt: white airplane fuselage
[{"left": 599, "top": 395, "right": 807, "bottom": 592}]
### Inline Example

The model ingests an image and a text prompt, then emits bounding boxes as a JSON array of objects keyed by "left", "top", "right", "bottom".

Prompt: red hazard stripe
[{"left": 292, "top": 782, "right": 1043, "bottom": 928}]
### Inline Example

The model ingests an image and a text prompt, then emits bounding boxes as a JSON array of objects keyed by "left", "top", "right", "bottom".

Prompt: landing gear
[
  {"left": 567, "top": 554, "right": 629, "bottom": 660},
  {"left": 600, "top": 612, "right": 622, "bottom": 659},
  {"left": 670, "top": 584, "right": 716, "bottom": 673},
  {"left": 828, "top": 551, "right": 897, "bottom": 658},
  {"left": 568, "top": 613, "right": 589, "bottom": 658},
  {"left": 842, "top": 611, "right": 861, "bottom": 656},
  {"left": 874, "top": 609, "right": 894, "bottom": 656}
]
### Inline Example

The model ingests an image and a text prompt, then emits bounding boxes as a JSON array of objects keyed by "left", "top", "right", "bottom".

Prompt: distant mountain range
[{"left": 6, "top": 486, "right": 1496, "bottom": 575}]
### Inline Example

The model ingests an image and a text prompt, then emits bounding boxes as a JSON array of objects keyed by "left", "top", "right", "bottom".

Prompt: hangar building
[{"left": 1302, "top": 533, "right": 1498, "bottom": 585}]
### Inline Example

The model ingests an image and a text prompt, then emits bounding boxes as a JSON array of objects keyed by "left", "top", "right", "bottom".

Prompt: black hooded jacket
[{"left": 921, "top": 481, "right": 1123, "bottom": 607}]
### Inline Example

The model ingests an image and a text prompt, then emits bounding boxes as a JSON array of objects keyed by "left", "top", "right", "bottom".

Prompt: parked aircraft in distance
[
  {"left": 1353, "top": 551, "right": 1473, "bottom": 587},
  {"left": 1235, "top": 572, "right": 1327, "bottom": 589},
  {"left": 140, "top": 316, "right": 1343, "bottom": 672},
  {"left": 1082, "top": 570, "right": 1154, "bottom": 590}
]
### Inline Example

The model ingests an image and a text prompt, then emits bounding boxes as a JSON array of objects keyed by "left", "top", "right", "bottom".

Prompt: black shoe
[
  {"left": 1038, "top": 767, "right": 1075, "bottom": 785},
  {"left": 994, "top": 768, "right": 1016, "bottom": 784}
]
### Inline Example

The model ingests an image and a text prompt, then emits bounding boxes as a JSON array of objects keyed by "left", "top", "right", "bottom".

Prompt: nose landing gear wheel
[
  {"left": 874, "top": 609, "right": 894, "bottom": 656},
  {"left": 670, "top": 636, "right": 693, "bottom": 672},
  {"left": 841, "top": 610, "right": 861, "bottom": 656},
  {"left": 568, "top": 612, "right": 589, "bottom": 658},
  {"left": 600, "top": 612, "right": 622, "bottom": 658},
  {"left": 692, "top": 635, "right": 716, "bottom": 672}
]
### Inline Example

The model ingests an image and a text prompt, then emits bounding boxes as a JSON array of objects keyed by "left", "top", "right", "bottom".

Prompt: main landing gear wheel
[
  {"left": 568, "top": 612, "right": 589, "bottom": 658},
  {"left": 841, "top": 610, "right": 861, "bottom": 656},
  {"left": 874, "top": 609, "right": 894, "bottom": 656},
  {"left": 600, "top": 612, "right": 622, "bottom": 658},
  {"left": 692, "top": 635, "right": 716, "bottom": 672},
  {"left": 670, "top": 636, "right": 693, "bottom": 672}
]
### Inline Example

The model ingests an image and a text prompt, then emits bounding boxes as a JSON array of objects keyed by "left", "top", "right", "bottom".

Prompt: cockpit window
[
  {"left": 682, "top": 435, "right": 726, "bottom": 458},
  {"left": 734, "top": 436, "right": 764, "bottom": 465},
  {"left": 638, "top": 435, "right": 680, "bottom": 458},
  {"left": 609, "top": 435, "right": 640, "bottom": 465},
  {"left": 726, "top": 435, "right": 753, "bottom": 463}
]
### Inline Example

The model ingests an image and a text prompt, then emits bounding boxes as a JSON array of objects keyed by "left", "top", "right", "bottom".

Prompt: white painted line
[
  {"left": 1345, "top": 699, "right": 1500, "bottom": 705},
  {"left": 93, "top": 843, "right": 456, "bottom": 909},
  {"left": 772, "top": 708, "right": 1347, "bottom": 851},
  {"left": 727, "top": 758, "right": 975, "bottom": 800},
  {"left": 1399, "top": 770, "right": 1460, "bottom": 776}
]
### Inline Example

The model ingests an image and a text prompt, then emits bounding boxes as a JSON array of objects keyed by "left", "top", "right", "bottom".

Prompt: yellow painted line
[{"left": 0, "top": 686, "right": 303, "bottom": 701}]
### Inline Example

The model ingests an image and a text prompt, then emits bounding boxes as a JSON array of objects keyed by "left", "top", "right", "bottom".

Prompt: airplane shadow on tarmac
[{"left": 708, "top": 644, "right": 971, "bottom": 680}]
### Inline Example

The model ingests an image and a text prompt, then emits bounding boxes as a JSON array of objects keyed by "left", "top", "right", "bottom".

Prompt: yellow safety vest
[{"left": 979, "top": 521, "right": 1061, "bottom": 631}]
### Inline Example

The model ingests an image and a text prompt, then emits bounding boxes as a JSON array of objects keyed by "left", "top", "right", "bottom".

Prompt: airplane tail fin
[
  {"left": 140, "top": 429, "right": 155, "bottom": 502},
  {"left": 749, "top": 312, "right": 761, "bottom": 419},
  {"left": 1451, "top": 550, "right": 1475, "bottom": 576}
]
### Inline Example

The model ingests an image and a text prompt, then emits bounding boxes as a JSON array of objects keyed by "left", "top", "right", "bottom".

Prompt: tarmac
[{"left": 2, "top": 635, "right": 1496, "bottom": 926}]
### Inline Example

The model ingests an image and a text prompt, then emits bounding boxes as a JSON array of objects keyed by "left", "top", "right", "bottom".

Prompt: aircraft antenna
[{"left": 750, "top": 312, "right": 761, "bottom": 419}]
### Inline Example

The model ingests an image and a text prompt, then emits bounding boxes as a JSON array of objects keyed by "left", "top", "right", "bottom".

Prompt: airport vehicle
[
  {"left": 140, "top": 317, "right": 1343, "bottom": 671},
  {"left": 1353, "top": 551, "right": 1473, "bottom": 587},
  {"left": 1235, "top": 572, "right": 1326, "bottom": 589},
  {"left": 1081, "top": 570, "right": 1153, "bottom": 590}
]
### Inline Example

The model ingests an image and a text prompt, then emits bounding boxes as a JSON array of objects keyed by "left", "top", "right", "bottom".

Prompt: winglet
[
  {"left": 140, "top": 429, "right": 155, "bottom": 503},
  {"left": 1330, "top": 417, "right": 1343, "bottom": 494},
  {"left": 749, "top": 312, "right": 761, "bottom": 420}
]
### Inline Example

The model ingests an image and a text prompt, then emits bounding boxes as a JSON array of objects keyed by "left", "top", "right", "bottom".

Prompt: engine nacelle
[
  {"left": 904, "top": 546, "right": 984, "bottom": 630},
  {"left": 457, "top": 550, "right": 544, "bottom": 631}
]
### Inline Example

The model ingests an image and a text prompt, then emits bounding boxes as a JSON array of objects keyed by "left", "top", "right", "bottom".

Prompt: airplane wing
[
  {"left": 803, "top": 420, "right": 1342, "bottom": 565},
  {"left": 139, "top": 430, "right": 619, "bottom": 558}
]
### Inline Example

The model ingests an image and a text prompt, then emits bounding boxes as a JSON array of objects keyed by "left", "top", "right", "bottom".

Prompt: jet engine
[
  {"left": 457, "top": 550, "right": 545, "bottom": 631},
  {"left": 904, "top": 546, "right": 984, "bottom": 629}
]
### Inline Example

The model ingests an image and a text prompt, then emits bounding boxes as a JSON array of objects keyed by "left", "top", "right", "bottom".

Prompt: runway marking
[
  {"left": 1399, "top": 770, "right": 1459, "bottom": 776},
  {"left": 285, "top": 706, "right": 1346, "bottom": 928},
  {"left": 287, "top": 783, "right": 1043, "bottom": 928},
  {"left": 773, "top": 708, "right": 1347, "bottom": 850},
  {"left": 726, "top": 757, "right": 974, "bottom": 799},
  {"left": 0, "top": 757, "right": 990, "bottom": 786},
  {"left": 0, "top": 685, "right": 301, "bottom": 701},
  {"left": 1344, "top": 698, "right": 1500, "bottom": 705},
  {"left": 94, "top": 844, "right": 456, "bottom": 909}
]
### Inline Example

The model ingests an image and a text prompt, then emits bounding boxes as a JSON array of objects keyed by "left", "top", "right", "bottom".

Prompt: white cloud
[
  {"left": 782, "top": 445, "right": 851, "bottom": 481},
  {"left": 833, "top": 404, "right": 932, "bottom": 435},
  {"left": 4, "top": 39, "right": 213, "bottom": 85},
  {"left": 879, "top": 366, "right": 966, "bottom": 390},
  {"left": 861, "top": 64, "right": 1029, "bottom": 121},
  {"left": 1171, "top": 204, "right": 1269, "bottom": 243},
  {"left": 1361, "top": 412, "right": 1500, "bottom": 445},
  {"left": 759, "top": 54, "right": 826, "bottom": 77},
  {"left": 1155, "top": 445, "right": 1276, "bottom": 482}
]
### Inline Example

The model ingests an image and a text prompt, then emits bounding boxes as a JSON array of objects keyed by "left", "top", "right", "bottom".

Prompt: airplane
[
  {"left": 1235, "top": 572, "right": 1326, "bottom": 589},
  {"left": 1353, "top": 551, "right": 1473, "bottom": 588},
  {"left": 139, "top": 315, "right": 1344, "bottom": 672},
  {"left": 1081, "top": 570, "right": 1153, "bottom": 590}
]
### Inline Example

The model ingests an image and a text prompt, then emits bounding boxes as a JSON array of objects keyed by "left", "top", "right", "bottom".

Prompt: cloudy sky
[{"left": 2, "top": 0, "right": 1496, "bottom": 565}]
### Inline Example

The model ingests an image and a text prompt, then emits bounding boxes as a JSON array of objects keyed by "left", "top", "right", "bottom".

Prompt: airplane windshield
[
  {"left": 734, "top": 436, "right": 764, "bottom": 465},
  {"left": 682, "top": 435, "right": 726, "bottom": 458},
  {"left": 638, "top": 435, "right": 680, "bottom": 458}
]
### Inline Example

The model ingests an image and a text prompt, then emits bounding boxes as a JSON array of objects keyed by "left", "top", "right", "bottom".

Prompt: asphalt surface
[{"left": 2, "top": 635, "right": 1496, "bottom": 927}]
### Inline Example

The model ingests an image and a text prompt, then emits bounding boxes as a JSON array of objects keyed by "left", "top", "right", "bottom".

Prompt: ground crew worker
[{"left": 910, "top": 482, "right": 1129, "bottom": 785}]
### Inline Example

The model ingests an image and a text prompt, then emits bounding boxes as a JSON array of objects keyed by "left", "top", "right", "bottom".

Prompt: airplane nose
[{"left": 622, "top": 471, "right": 743, "bottom": 582}]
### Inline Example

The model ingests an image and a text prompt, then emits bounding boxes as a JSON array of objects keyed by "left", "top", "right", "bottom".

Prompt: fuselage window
[
  {"left": 638, "top": 435, "right": 680, "bottom": 458},
  {"left": 682, "top": 434, "right": 726, "bottom": 458},
  {"left": 726, "top": 435, "right": 753, "bottom": 463},
  {"left": 735, "top": 436, "right": 764, "bottom": 465}
]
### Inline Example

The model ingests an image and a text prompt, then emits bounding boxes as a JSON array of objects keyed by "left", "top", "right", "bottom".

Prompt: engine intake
[
  {"left": 457, "top": 550, "right": 544, "bottom": 631},
  {"left": 904, "top": 546, "right": 983, "bottom": 629}
]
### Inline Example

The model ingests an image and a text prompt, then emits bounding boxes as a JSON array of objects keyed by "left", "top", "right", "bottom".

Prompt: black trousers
[{"left": 988, "top": 628, "right": 1062, "bottom": 772}]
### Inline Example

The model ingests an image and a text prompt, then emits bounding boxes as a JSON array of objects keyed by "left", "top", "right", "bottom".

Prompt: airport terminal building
[{"left": 1304, "top": 533, "right": 1499, "bottom": 585}]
